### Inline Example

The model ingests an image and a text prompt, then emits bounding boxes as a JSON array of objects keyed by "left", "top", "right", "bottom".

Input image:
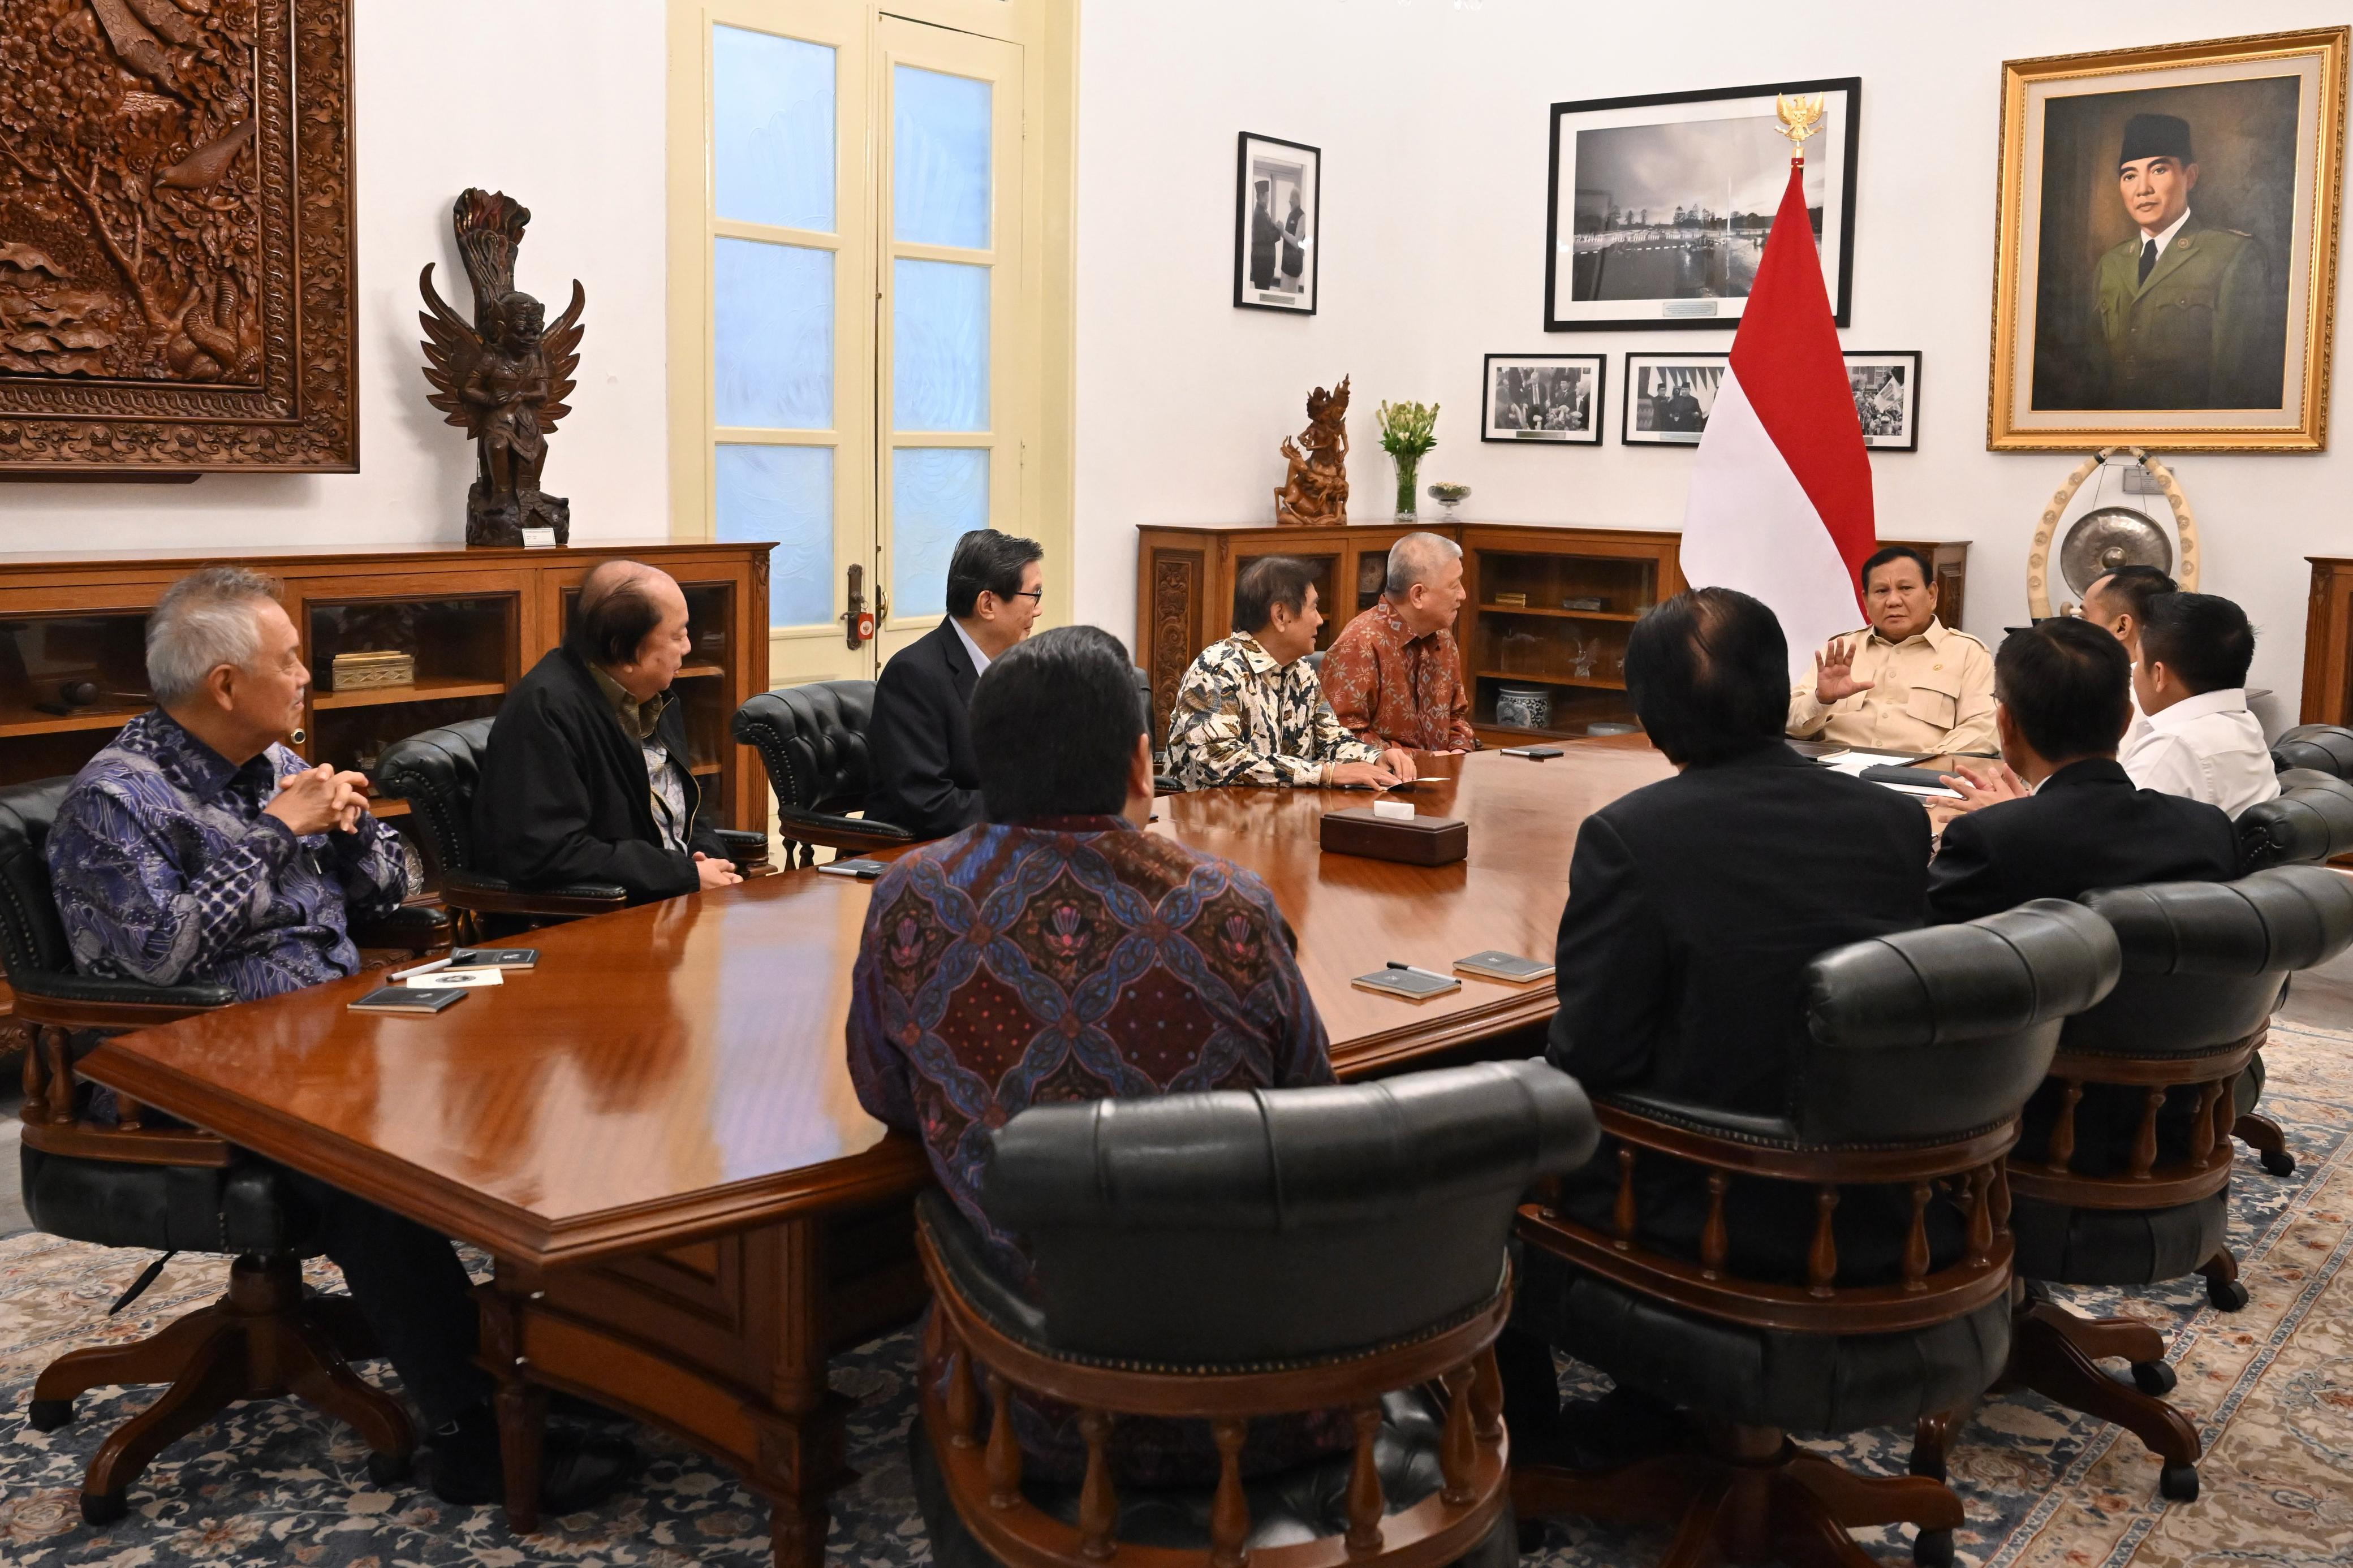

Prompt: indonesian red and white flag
[{"left": 1679, "top": 159, "right": 1874, "bottom": 675}]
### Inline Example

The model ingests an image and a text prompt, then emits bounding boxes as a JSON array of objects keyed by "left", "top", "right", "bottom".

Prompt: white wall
[
  {"left": 1072, "top": 0, "right": 2353, "bottom": 724},
  {"left": 4, "top": 0, "right": 2342, "bottom": 712},
  {"left": 0, "top": 2, "right": 671, "bottom": 550}
]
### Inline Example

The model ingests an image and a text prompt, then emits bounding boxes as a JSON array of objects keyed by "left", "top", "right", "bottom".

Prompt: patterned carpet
[{"left": 1, "top": 1020, "right": 2350, "bottom": 1566}]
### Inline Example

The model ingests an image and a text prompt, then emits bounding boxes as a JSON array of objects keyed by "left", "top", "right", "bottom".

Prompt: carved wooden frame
[{"left": 0, "top": 0, "right": 357, "bottom": 477}]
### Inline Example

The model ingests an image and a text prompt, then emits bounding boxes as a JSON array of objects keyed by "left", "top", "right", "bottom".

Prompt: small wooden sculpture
[
  {"left": 1275, "top": 375, "right": 1351, "bottom": 526},
  {"left": 419, "top": 191, "right": 587, "bottom": 547}
]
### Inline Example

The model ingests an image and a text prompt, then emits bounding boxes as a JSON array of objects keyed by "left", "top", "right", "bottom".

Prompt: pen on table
[
  {"left": 391, "top": 956, "right": 454, "bottom": 983},
  {"left": 1386, "top": 960, "right": 1451, "bottom": 983}
]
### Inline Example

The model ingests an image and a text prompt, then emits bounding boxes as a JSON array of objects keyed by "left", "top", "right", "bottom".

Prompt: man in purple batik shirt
[{"left": 846, "top": 624, "right": 1341, "bottom": 1487}]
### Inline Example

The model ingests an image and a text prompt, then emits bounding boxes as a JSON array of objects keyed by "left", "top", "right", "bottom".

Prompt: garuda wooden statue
[
  {"left": 1275, "top": 375, "right": 1350, "bottom": 526},
  {"left": 419, "top": 190, "right": 586, "bottom": 547}
]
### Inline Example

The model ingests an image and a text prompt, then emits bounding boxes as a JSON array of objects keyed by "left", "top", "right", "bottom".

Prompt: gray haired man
[
  {"left": 1319, "top": 532, "right": 1476, "bottom": 753},
  {"left": 45, "top": 567, "right": 634, "bottom": 1512}
]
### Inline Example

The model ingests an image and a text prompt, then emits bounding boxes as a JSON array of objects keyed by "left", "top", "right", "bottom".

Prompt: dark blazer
[
  {"left": 473, "top": 641, "right": 724, "bottom": 904},
  {"left": 866, "top": 617, "right": 984, "bottom": 840},
  {"left": 1928, "top": 757, "right": 2241, "bottom": 1178},
  {"left": 1927, "top": 758, "right": 2239, "bottom": 923},
  {"left": 1546, "top": 742, "right": 1936, "bottom": 1282}
]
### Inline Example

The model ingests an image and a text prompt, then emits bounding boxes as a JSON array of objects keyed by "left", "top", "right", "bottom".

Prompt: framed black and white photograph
[
  {"left": 1482, "top": 354, "right": 1606, "bottom": 444},
  {"left": 1622, "top": 353, "right": 1730, "bottom": 444},
  {"left": 1545, "top": 78, "right": 1861, "bottom": 331},
  {"left": 1234, "top": 132, "right": 1320, "bottom": 313},
  {"left": 1845, "top": 351, "right": 1922, "bottom": 450}
]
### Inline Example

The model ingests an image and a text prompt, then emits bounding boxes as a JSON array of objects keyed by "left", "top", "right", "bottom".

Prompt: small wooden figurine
[
  {"left": 1275, "top": 375, "right": 1351, "bottom": 526},
  {"left": 419, "top": 191, "right": 587, "bottom": 547}
]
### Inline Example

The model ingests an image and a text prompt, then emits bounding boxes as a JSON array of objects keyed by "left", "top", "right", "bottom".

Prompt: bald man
[
  {"left": 475, "top": 559, "right": 742, "bottom": 903},
  {"left": 1321, "top": 532, "right": 1477, "bottom": 753}
]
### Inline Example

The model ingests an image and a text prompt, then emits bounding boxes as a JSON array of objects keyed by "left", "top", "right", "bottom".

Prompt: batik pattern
[
  {"left": 48, "top": 710, "right": 410, "bottom": 1002},
  {"left": 847, "top": 813, "right": 1334, "bottom": 1271},
  {"left": 1164, "top": 633, "right": 1380, "bottom": 788},
  {"left": 1320, "top": 600, "right": 1476, "bottom": 752}
]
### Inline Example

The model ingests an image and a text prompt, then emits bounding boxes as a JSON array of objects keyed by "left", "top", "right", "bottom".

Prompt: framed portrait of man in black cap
[{"left": 1989, "top": 28, "right": 2346, "bottom": 451}]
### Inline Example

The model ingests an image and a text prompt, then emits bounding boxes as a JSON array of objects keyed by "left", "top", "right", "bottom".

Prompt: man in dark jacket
[
  {"left": 475, "top": 560, "right": 740, "bottom": 902},
  {"left": 1501, "top": 588, "right": 1933, "bottom": 1460},
  {"left": 865, "top": 529, "right": 1043, "bottom": 839},
  {"left": 1929, "top": 610, "right": 2243, "bottom": 1191},
  {"left": 1929, "top": 616, "right": 2238, "bottom": 921}
]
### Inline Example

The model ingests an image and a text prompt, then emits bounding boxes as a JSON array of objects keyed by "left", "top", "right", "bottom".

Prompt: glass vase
[{"left": 1394, "top": 453, "right": 1420, "bottom": 522}]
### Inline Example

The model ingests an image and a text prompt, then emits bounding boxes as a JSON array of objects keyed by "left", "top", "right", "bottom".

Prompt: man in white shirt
[{"left": 2121, "top": 590, "right": 2279, "bottom": 817}]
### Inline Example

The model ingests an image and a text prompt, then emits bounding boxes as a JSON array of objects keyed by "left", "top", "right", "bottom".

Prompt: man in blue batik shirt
[{"left": 46, "top": 567, "right": 632, "bottom": 1514}]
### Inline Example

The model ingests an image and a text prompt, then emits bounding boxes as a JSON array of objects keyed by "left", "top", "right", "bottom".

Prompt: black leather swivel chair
[
  {"left": 0, "top": 776, "right": 445, "bottom": 1523},
  {"left": 1513, "top": 900, "right": 2118, "bottom": 1568},
  {"left": 731, "top": 683, "right": 916, "bottom": 867},
  {"left": 377, "top": 717, "right": 765, "bottom": 935},
  {"left": 912, "top": 1060, "right": 1599, "bottom": 1568},
  {"left": 2231, "top": 773, "right": 2353, "bottom": 1176},
  {"left": 1982, "top": 867, "right": 2353, "bottom": 1503},
  {"left": 2269, "top": 722, "right": 2353, "bottom": 778}
]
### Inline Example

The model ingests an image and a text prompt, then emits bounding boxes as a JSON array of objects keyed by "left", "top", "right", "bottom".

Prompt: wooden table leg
[
  {"left": 759, "top": 1215, "right": 851, "bottom": 1567},
  {"left": 476, "top": 1209, "right": 910, "bottom": 1566},
  {"left": 480, "top": 1272, "right": 548, "bottom": 1534}
]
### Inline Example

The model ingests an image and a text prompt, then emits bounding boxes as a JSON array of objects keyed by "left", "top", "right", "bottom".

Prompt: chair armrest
[
  {"left": 1597, "top": 1091, "right": 1802, "bottom": 1149},
  {"left": 1591, "top": 1090, "right": 2017, "bottom": 1185},
  {"left": 441, "top": 869, "right": 628, "bottom": 918},
  {"left": 710, "top": 827, "right": 769, "bottom": 869},
  {"left": 8, "top": 970, "right": 236, "bottom": 1030},
  {"left": 350, "top": 904, "right": 453, "bottom": 953},
  {"left": 778, "top": 807, "right": 917, "bottom": 846}
]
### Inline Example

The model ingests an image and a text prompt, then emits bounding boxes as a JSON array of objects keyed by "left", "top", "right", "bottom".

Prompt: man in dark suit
[
  {"left": 1930, "top": 606, "right": 2242, "bottom": 1189},
  {"left": 476, "top": 559, "right": 742, "bottom": 904},
  {"left": 1501, "top": 588, "right": 1932, "bottom": 1459},
  {"left": 1929, "top": 616, "right": 2238, "bottom": 922},
  {"left": 866, "top": 529, "right": 1043, "bottom": 839}
]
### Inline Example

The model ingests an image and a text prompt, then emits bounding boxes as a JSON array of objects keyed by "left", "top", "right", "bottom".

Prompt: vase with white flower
[{"left": 1376, "top": 400, "right": 1439, "bottom": 523}]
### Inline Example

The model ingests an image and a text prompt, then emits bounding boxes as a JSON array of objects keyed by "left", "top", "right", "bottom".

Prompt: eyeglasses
[{"left": 1001, "top": 589, "right": 1044, "bottom": 604}]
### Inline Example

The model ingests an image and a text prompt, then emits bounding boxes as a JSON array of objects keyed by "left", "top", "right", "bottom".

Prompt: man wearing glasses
[{"left": 868, "top": 528, "right": 1046, "bottom": 840}]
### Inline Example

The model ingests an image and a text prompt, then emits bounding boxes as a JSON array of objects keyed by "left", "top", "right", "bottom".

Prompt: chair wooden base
[
  {"left": 26, "top": 1254, "right": 416, "bottom": 1524},
  {"left": 1514, "top": 1423, "right": 1963, "bottom": 1568},
  {"left": 2234, "top": 1113, "right": 2296, "bottom": 1177},
  {"left": 1998, "top": 1298, "right": 2200, "bottom": 1501}
]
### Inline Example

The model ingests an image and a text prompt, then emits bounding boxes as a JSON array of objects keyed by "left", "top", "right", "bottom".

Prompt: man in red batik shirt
[{"left": 1321, "top": 532, "right": 1476, "bottom": 753}]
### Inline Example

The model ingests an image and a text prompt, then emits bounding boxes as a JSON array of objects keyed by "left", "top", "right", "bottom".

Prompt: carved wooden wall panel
[
  {"left": 0, "top": 0, "right": 355, "bottom": 474},
  {"left": 1149, "top": 548, "right": 1203, "bottom": 741}
]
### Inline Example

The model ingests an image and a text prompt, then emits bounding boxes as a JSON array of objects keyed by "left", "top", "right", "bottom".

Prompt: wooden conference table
[{"left": 79, "top": 741, "right": 1675, "bottom": 1563}]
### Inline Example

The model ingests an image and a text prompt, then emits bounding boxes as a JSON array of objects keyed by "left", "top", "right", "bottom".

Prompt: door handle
[{"left": 843, "top": 564, "right": 875, "bottom": 649}]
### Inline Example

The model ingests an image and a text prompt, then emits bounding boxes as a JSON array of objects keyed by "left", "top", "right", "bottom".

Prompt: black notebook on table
[{"left": 348, "top": 986, "right": 467, "bottom": 1015}]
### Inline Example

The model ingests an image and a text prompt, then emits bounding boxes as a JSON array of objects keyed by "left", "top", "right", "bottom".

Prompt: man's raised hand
[{"left": 1813, "top": 638, "right": 1877, "bottom": 705}]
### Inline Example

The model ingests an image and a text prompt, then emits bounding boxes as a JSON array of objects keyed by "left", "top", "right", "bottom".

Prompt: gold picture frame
[{"left": 1988, "top": 27, "right": 2347, "bottom": 451}]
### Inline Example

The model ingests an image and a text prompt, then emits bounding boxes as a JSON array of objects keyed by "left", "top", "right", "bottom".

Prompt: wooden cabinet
[
  {"left": 1136, "top": 523, "right": 1968, "bottom": 745},
  {"left": 0, "top": 539, "right": 772, "bottom": 831},
  {"left": 2301, "top": 556, "right": 2353, "bottom": 723}
]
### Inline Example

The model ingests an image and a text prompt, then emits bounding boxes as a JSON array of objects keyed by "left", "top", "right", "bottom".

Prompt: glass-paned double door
[{"left": 681, "top": 0, "right": 1027, "bottom": 685}]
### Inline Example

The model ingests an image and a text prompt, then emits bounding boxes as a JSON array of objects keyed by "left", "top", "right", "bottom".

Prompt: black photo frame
[
  {"left": 1622, "top": 352, "right": 1732, "bottom": 445},
  {"left": 1481, "top": 353, "right": 1607, "bottom": 444},
  {"left": 1545, "top": 77, "right": 1861, "bottom": 331},
  {"left": 1234, "top": 132, "right": 1321, "bottom": 314},
  {"left": 1844, "top": 350, "right": 1923, "bottom": 451}
]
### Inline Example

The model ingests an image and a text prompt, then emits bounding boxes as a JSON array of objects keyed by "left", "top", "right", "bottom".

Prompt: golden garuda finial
[{"left": 1775, "top": 93, "right": 1826, "bottom": 161}]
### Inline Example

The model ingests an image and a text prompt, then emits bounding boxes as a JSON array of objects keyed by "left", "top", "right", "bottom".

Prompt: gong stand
[{"left": 2026, "top": 447, "right": 2200, "bottom": 620}]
